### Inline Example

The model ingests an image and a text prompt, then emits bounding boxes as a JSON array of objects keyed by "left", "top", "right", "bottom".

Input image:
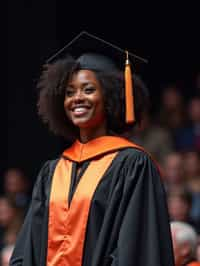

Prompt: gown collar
[{"left": 62, "top": 136, "right": 140, "bottom": 163}]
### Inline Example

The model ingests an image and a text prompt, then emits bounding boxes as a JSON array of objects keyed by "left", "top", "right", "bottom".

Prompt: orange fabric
[
  {"left": 188, "top": 262, "right": 200, "bottom": 266},
  {"left": 47, "top": 151, "right": 118, "bottom": 266},
  {"left": 63, "top": 136, "right": 162, "bottom": 177},
  {"left": 63, "top": 136, "right": 143, "bottom": 163},
  {"left": 125, "top": 58, "right": 135, "bottom": 123}
]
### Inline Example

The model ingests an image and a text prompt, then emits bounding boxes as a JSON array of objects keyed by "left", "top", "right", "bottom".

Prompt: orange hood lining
[{"left": 62, "top": 136, "right": 144, "bottom": 163}]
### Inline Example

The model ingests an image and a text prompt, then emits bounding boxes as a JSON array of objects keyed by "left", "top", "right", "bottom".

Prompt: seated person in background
[
  {"left": 3, "top": 168, "right": 31, "bottom": 213},
  {"left": 170, "top": 221, "right": 200, "bottom": 266},
  {"left": 163, "top": 152, "right": 186, "bottom": 190},
  {"left": 0, "top": 196, "right": 23, "bottom": 251},
  {"left": 156, "top": 84, "right": 188, "bottom": 150},
  {"left": 175, "top": 96, "right": 200, "bottom": 152},
  {"left": 167, "top": 186, "right": 200, "bottom": 234},
  {"left": 182, "top": 151, "right": 200, "bottom": 228},
  {"left": 183, "top": 151, "right": 200, "bottom": 193}
]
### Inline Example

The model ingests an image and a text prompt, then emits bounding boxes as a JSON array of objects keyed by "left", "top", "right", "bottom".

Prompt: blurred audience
[
  {"left": 170, "top": 221, "right": 200, "bottom": 265},
  {"left": 156, "top": 84, "right": 199, "bottom": 153},
  {"left": 0, "top": 168, "right": 31, "bottom": 252},
  {"left": 163, "top": 150, "right": 200, "bottom": 234},
  {"left": 0, "top": 196, "right": 23, "bottom": 251},
  {"left": 126, "top": 110, "right": 174, "bottom": 164},
  {"left": 183, "top": 151, "right": 200, "bottom": 191},
  {"left": 166, "top": 187, "right": 200, "bottom": 232},
  {"left": 174, "top": 96, "right": 200, "bottom": 152},
  {"left": 182, "top": 151, "right": 200, "bottom": 233},
  {"left": 157, "top": 84, "right": 187, "bottom": 131},
  {"left": 188, "top": 97, "right": 200, "bottom": 151},
  {"left": 3, "top": 168, "right": 31, "bottom": 213},
  {"left": 163, "top": 152, "right": 185, "bottom": 190}
]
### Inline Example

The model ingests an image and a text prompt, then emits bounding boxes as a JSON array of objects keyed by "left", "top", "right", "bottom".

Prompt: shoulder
[
  {"left": 33, "top": 158, "right": 59, "bottom": 188},
  {"left": 38, "top": 158, "right": 59, "bottom": 178},
  {"left": 31, "top": 158, "right": 59, "bottom": 200},
  {"left": 119, "top": 146, "right": 155, "bottom": 164},
  {"left": 115, "top": 147, "right": 166, "bottom": 199},
  {"left": 118, "top": 147, "right": 162, "bottom": 176}
]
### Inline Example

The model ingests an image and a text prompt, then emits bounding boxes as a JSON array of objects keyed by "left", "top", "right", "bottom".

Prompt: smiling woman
[
  {"left": 64, "top": 70, "right": 107, "bottom": 143},
  {"left": 36, "top": 53, "right": 149, "bottom": 142},
  {"left": 10, "top": 32, "right": 174, "bottom": 266}
]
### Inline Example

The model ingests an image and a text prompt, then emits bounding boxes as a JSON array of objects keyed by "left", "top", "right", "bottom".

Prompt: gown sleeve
[
  {"left": 109, "top": 152, "right": 175, "bottom": 266},
  {"left": 9, "top": 160, "right": 52, "bottom": 266}
]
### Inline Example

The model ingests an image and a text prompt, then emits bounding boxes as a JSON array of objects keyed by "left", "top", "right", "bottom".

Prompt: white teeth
[{"left": 73, "top": 107, "right": 87, "bottom": 113}]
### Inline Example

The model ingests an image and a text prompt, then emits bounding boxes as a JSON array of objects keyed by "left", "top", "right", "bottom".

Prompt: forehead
[{"left": 69, "top": 70, "right": 99, "bottom": 84}]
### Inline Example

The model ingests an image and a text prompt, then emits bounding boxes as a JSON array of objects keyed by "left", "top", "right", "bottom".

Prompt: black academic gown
[{"left": 10, "top": 147, "right": 175, "bottom": 266}]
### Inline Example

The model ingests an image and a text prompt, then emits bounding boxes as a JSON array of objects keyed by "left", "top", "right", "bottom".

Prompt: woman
[{"left": 10, "top": 32, "right": 174, "bottom": 266}]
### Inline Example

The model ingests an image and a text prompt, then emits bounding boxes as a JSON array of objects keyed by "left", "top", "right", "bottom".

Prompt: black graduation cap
[
  {"left": 47, "top": 31, "right": 147, "bottom": 69},
  {"left": 47, "top": 31, "right": 148, "bottom": 124}
]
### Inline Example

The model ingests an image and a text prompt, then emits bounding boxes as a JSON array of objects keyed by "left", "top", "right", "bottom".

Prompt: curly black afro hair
[{"left": 37, "top": 56, "right": 149, "bottom": 141}]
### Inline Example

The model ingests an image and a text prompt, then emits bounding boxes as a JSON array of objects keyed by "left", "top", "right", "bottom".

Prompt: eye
[
  {"left": 65, "top": 87, "right": 75, "bottom": 97},
  {"left": 84, "top": 86, "right": 96, "bottom": 94}
]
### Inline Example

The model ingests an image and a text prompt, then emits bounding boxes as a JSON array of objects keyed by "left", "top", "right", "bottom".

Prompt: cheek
[{"left": 93, "top": 102, "right": 106, "bottom": 122}]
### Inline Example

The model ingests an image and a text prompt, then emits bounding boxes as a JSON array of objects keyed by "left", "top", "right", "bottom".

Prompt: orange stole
[{"left": 46, "top": 152, "right": 118, "bottom": 266}]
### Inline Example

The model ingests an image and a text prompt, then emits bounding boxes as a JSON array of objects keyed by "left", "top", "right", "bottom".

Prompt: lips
[{"left": 71, "top": 105, "right": 91, "bottom": 116}]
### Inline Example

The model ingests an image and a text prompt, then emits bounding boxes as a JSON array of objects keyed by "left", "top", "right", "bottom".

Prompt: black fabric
[
  {"left": 76, "top": 53, "right": 118, "bottom": 72},
  {"left": 68, "top": 161, "right": 90, "bottom": 205},
  {"left": 10, "top": 148, "right": 175, "bottom": 266},
  {"left": 46, "top": 31, "right": 147, "bottom": 70}
]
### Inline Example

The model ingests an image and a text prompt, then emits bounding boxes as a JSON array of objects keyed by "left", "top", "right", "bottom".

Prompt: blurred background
[{"left": 4, "top": 1, "right": 200, "bottom": 265}]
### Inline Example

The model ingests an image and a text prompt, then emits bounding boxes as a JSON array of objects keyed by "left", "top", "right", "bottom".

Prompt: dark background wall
[{"left": 6, "top": 2, "right": 200, "bottom": 183}]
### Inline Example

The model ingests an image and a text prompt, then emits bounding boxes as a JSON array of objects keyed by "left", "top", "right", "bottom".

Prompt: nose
[{"left": 73, "top": 90, "right": 85, "bottom": 102}]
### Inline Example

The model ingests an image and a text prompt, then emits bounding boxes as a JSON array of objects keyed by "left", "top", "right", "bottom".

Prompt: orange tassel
[{"left": 125, "top": 51, "right": 135, "bottom": 123}]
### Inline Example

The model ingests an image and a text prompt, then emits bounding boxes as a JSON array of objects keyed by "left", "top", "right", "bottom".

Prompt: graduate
[{"left": 10, "top": 31, "right": 175, "bottom": 266}]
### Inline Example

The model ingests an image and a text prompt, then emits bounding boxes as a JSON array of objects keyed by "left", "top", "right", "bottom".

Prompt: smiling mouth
[{"left": 72, "top": 106, "right": 90, "bottom": 116}]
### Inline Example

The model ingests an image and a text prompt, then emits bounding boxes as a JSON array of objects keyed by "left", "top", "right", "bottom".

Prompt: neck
[{"left": 79, "top": 124, "right": 107, "bottom": 143}]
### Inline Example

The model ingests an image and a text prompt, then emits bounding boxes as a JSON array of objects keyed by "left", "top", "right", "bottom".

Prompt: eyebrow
[{"left": 67, "top": 82, "right": 94, "bottom": 88}]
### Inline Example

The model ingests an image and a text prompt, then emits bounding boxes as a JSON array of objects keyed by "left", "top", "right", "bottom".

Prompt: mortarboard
[{"left": 47, "top": 31, "right": 148, "bottom": 124}]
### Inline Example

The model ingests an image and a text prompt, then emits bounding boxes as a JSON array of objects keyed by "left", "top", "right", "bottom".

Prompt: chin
[
  {"left": 70, "top": 114, "right": 105, "bottom": 129},
  {"left": 72, "top": 119, "right": 92, "bottom": 128}
]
